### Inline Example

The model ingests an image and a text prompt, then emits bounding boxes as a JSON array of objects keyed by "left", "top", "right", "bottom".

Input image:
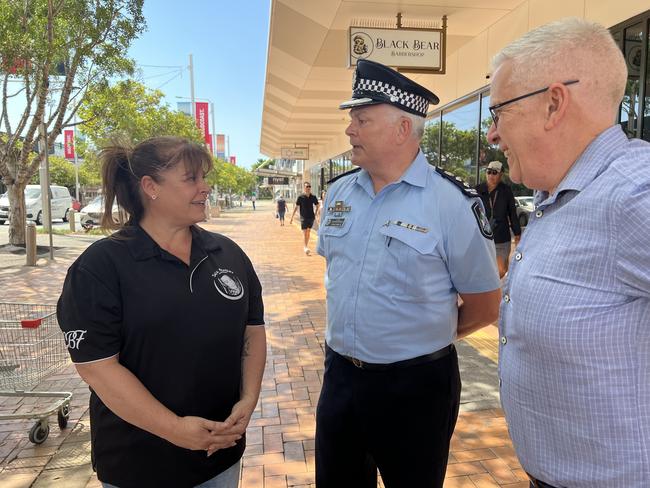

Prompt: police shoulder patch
[
  {"left": 434, "top": 167, "right": 479, "bottom": 198},
  {"left": 327, "top": 167, "right": 361, "bottom": 186},
  {"left": 471, "top": 201, "right": 494, "bottom": 240}
]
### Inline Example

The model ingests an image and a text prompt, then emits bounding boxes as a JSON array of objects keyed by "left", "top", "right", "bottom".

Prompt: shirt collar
[
  {"left": 355, "top": 149, "right": 428, "bottom": 195},
  {"left": 123, "top": 224, "right": 221, "bottom": 261},
  {"left": 535, "top": 125, "right": 627, "bottom": 207}
]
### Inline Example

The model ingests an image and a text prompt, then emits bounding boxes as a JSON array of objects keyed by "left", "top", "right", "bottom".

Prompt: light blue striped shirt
[
  {"left": 499, "top": 125, "right": 650, "bottom": 486},
  {"left": 317, "top": 150, "right": 500, "bottom": 363}
]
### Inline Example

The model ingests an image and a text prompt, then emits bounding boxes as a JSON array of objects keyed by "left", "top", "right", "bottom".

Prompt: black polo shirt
[
  {"left": 295, "top": 193, "right": 319, "bottom": 220},
  {"left": 57, "top": 225, "right": 264, "bottom": 488}
]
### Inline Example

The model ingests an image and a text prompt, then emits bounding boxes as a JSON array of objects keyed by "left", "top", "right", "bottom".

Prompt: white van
[{"left": 0, "top": 185, "right": 73, "bottom": 225}]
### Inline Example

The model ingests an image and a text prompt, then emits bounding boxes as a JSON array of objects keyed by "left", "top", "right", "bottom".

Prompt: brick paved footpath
[{"left": 0, "top": 201, "right": 528, "bottom": 488}]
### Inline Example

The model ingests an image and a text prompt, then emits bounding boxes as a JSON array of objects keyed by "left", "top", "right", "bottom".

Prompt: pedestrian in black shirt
[
  {"left": 57, "top": 136, "right": 266, "bottom": 488},
  {"left": 475, "top": 161, "right": 521, "bottom": 277},
  {"left": 290, "top": 182, "right": 319, "bottom": 254}
]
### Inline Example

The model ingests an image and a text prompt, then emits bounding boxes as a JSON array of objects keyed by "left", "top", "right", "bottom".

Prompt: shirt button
[
  {"left": 514, "top": 252, "right": 522, "bottom": 261},
  {"left": 535, "top": 210, "right": 543, "bottom": 218},
  {"left": 501, "top": 336, "right": 507, "bottom": 345},
  {"left": 504, "top": 294, "right": 510, "bottom": 303}
]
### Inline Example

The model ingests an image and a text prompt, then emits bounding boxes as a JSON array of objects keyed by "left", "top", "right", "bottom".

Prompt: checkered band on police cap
[
  {"left": 339, "top": 59, "right": 439, "bottom": 117},
  {"left": 355, "top": 78, "right": 429, "bottom": 117}
]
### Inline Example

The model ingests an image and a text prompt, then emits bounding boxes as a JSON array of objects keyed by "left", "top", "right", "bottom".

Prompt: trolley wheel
[
  {"left": 57, "top": 405, "right": 70, "bottom": 429},
  {"left": 29, "top": 422, "right": 50, "bottom": 444}
]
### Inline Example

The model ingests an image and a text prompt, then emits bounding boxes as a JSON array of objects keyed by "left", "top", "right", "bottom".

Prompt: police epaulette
[
  {"left": 434, "top": 167, "right": 479, "bottom": 198},
  {"left": 326, "top": 167, "right": 361, "bottom": 185}
]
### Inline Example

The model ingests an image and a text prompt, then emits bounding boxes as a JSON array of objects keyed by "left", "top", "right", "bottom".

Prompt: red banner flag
[
  {"left": 207, "top": 133, "right": 213, "bottom": 154},
  {"left": 229, "top": 156, "right": 236, "bottom": 165},
  {"left": 64, "top": 130, "right": 75, "bottom": 160},
  {"left": 194, "top": 102, "right": 211, "bottom": 153}
]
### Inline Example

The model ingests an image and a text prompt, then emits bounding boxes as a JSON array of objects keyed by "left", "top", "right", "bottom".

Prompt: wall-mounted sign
[
  {"left": 280, "top": 147, "right": 309, "bottom": 159},
  {"left": 268, "top": 176, "right": 290, "bottom": 185},
  {"left": 349, "top": 20, "right": 446, "bottom": 73}
]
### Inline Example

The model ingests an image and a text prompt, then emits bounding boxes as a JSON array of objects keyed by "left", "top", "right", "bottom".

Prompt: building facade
[{"left": 261, "top": 1, "right": 650, "bottom": 197}]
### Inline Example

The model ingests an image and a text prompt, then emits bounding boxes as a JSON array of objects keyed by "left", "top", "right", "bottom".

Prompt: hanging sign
[
  {"left": 349, "top": 17, "right": 447, "bottom": 73},
  {"left": 280, "top": 147, "right": 309, "bottom": 159}
]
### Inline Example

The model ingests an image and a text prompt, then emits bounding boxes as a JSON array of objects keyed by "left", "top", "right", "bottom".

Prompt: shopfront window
[
  {"left": 620, "top": 22, "right": 644, "bottom": 138},
  {"left": 644, "top": 21, "right": 650, "bottom": 141},
  {"left": 422, "top": 113, "right": 441, "bottom": 167},
  {"left": 439, "top": 97, "right": 480, "bottom": 185}
]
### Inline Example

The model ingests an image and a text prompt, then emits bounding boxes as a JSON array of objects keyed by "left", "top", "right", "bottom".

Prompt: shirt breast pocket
[
  {"left": 375, "top": 225, "right": 441, "bottom": 300},
  {"left": 320, "top": 218, "right": 353, "bottom": 282}
]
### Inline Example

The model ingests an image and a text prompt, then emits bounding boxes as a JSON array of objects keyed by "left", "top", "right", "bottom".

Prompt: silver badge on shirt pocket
[{"left": 212, "top": 268, "right": 244, "bottom": 300}]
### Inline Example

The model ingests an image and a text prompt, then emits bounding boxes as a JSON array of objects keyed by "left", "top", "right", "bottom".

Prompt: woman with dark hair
[{"left": 57, "top": 136, "right": 266, "bottom": 488}]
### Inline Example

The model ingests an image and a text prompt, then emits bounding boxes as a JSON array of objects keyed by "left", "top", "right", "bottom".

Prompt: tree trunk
[{"left": 7, "top": 182, "right": 27, "bottom": 246}]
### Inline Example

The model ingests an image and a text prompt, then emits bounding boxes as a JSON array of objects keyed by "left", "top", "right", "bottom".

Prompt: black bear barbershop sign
[{"left": 349, "top": 16, "right": 447, "bottom": 74}]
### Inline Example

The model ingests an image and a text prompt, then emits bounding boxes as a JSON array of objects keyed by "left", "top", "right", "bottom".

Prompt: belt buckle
[{"left": 351, "top": 357, "right": 363, "bottom": 368}]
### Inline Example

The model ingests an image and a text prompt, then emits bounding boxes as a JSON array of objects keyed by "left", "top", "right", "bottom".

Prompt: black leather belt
[
  {"left": 528, "top": 474, "right": 559, "bottom": 488},
  {"left": 336, "top": 344, "right": 454, "bottom": 371}
]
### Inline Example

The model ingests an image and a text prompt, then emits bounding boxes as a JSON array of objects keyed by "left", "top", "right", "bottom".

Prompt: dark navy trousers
[{"left": 315, "top": 346, "right": 461, "bottom": 488}]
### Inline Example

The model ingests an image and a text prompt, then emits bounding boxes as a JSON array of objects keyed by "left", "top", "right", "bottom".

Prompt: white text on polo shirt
[{"left": 64, "top": 330, "right": 87, "bottom": 350}]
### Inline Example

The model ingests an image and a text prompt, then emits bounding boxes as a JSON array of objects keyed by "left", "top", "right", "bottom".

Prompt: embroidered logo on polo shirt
[
  {"left": 64, "top": 330, "right": 87, "bottom": 350},
  {"left": 212, "top": 268, "right": 244, "bottom": 300}
]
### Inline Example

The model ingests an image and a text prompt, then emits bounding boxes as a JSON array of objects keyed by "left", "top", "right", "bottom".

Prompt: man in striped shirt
[{"left": 487, "top": 17, "right": 650, "bottom": 487}]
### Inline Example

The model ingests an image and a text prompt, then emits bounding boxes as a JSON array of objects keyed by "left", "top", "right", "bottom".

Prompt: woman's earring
[{"left": 151, "top": 194, "right": 157, "bottom": 200}]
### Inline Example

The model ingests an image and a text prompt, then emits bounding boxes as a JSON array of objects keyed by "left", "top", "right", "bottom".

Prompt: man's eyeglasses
[
  {"left": 486, "top": 169, "right": 500, "bottom": 175},
  {"left": 489, "top": 80, "right": 579, "bottom": 127}
]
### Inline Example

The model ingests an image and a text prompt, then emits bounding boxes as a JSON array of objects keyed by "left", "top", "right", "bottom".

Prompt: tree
[
  {"left": 30, "top": 155, "right": 76, "bottom": 188},
  {"left": 207, "top": 159, "right": 257, "bottom": 205},
  {"left": 0, "top": 0, "right": 145, "bottom": 245},
  {"left": 78, "top": 80, "right": 204, "bottom": 146}
]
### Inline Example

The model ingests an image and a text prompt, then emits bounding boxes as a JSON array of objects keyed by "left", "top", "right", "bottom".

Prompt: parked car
[
  {"left": 0, "top": 185, "right": 72, "bottom": 225},
  {"left": 515, "top": 196, "right": 535, "bottom": 227},
  {"left": 79, "top": 195, "right": 121, "bottom": 230}
]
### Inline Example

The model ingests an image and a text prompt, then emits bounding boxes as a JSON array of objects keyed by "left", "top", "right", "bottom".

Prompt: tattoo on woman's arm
[{"left": 242, "top": 337, "right": 251, "bottom": 358}]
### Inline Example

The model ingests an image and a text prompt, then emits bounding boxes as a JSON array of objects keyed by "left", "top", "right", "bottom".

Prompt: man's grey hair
[
  {"left": 386, "top": 105, "right": 425, "bottom": 139},
  {"left": 491, "top": 17, "right": 627, "bottom": 117}
]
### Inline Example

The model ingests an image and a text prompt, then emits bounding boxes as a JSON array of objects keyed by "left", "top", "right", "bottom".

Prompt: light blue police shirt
[
  {"left": 499, "top": 125, "right": 650, "bottom": 486},
  {"left": 317, "top": 150, "right": 500, "bottom": 363}
]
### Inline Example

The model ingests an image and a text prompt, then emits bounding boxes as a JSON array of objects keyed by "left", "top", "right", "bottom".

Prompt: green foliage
[
  {"left": 207, "top": 159, "right": 256, "bottom": 195},
  {"left": 78, "top": 80, "right": 203, "bottom": 145},
  {"left": 0, "top": 0, "right": 145, "bottom": 244},
  {"left": 29, "top": 155, "right": 75, "bottom": 187},
  {"left": 251, "top": 158, "right": 274, "bottom": 170}
]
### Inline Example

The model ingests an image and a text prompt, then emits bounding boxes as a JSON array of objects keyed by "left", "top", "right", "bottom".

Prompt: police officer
[
  {"left": 315, "top": 60, "right": 501, "bottom": 488},
  {"left": 57, "top": 137, "right": 266, "bottom": 488}
]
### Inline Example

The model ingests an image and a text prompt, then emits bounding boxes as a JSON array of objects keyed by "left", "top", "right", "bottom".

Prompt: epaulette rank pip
[{"left": 434, "top": 167, "right": 479, "bottom": 198}]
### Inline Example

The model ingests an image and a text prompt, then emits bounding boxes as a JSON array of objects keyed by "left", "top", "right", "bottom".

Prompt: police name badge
[
  {"left": 325, "top": 217, "right": 346, "bottom": 227},
  {"left": 383, "top": 220, "right": 428, "bottom": 233}
]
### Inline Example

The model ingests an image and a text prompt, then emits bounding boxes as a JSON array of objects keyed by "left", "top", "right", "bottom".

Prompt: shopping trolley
[{"left": 0, "top": 302, "right": 72, "bottom": 444}]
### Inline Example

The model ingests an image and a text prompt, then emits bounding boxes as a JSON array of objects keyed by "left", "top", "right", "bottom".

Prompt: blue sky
[{"left": 128, "top": 0, "right": 271, "bottom": 168}]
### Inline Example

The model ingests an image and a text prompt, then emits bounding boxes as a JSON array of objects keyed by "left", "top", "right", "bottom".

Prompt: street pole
[
  {"left": 73, "top": 114, "right": 79, "bottom": 201},
  {"left": 38, "top": 122, "right": 54, "bottom": 260},
  {"left": 189, "top": 54, "right": 195, "bottom": 119},
  {"left": 210, "top": 101, "right": 216, "bottom": 156}
]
